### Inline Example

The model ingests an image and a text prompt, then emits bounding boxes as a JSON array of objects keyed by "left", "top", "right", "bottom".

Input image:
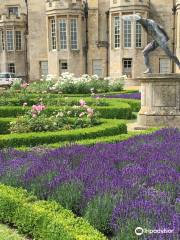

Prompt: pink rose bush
[{"left": 10, "top": 99, "right": 100, "bottom": 133}]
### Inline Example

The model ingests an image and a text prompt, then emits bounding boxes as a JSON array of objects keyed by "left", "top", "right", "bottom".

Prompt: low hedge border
[
  {"left": 0, "top": 184, "right": 107, "bottom": 240},
  {"left": 17, "top": 128, "right": 160, "bottom": 151},
  {"left": 0, "top": 118, "right": 15, "bottom": 134},
  {"left": 0, "top": 119, "right": 127, "bottom": 148},
  {"left": 0, "top": 101, "right": 132, "bottom": 119}
]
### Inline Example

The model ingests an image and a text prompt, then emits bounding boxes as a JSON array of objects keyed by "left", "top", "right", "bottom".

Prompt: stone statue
[{"left": 135, "top": 14, "right": 180, "bottom": 74}]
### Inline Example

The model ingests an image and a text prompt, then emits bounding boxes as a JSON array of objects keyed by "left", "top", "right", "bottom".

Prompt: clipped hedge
[
  {"left": 0, "top": 106, "right": 25, "bottom": 117},
  {"left": 0, "top": 184, "right": 107, "bottom": 240},
  {"left": 0, "top": 118, "right": 15, "bottom": 134},
  {"left": 0, "top": 119, "right": 127, "bottom": 148},
  {"left": 0, "top": 102, "right": 132, "bottom": 119},
  {"left": 17, "top": 128, "right": 160, "bottom": 151}
]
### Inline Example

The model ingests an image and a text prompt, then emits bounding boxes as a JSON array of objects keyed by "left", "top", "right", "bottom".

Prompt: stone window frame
[
  {"left": 15, "top": 31, "right": 22, "bottom": 51},
  {"left": 50, "top": 18, "right": 57, "bottom": 50},
  {"left": 0, "top": 30, "right": 5, "bottom": 51},
  {"left": 59, "top": 60, "right": 68, "bottom": 74},
  {"left": 123, "top": 18, "right": 132, "bottom": 48},
  {"left": 7, "top": 63, "right": 16, "bottom": 73},
  {"left": 114, "top": 15, "right": 120, "bottom": 49},
  {"left": 123, "top": 58, "right": 132, "bottom": 77},
  {"left": 6, "top": 30, "right": 14, "bottom": 51},
  {"left": 8, "top": 6, "right": 19, "bottom": 17},
  {"left": 70, "top": 17, "right": 78, "bottom": 50},
  {"left": 136, "top": 20, "right": 142, "bottom": 48},
  {"left": 59, "top": 18, "right": 67, "bottom": 50}
]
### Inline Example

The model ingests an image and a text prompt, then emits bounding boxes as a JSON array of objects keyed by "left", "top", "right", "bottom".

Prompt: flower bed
[
  {"left": 0, "top": 128, "right": 179, "bottom": 239},
  {"left": 10, "top": 73, "right": 124, "bottom": 94}
]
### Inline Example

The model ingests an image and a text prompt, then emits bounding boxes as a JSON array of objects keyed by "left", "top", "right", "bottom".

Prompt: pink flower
[
  {"left": 79, "top": 99, "right": 86, "bottom": 107},
  {"left": 32, "top": 104, "right": 46, "bottom": 114},
  {"left": 96, "top": 96, "right": 100, "bottom": 100}
]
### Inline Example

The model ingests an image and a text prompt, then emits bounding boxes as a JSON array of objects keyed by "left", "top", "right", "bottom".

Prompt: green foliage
[
  {"left": 84, "top": 193, "right": 123, "bottom": 235},
  {"left": 0, "top": 184, "right": 107, "bottom": 240},
  {"left": 49, "top": 181, "right": 84, "bottom": 214},
  {"left": 0, "top": 224, "right": 26, "bottom": 240},
  {"left": 0, "top": 119, "right": 127, "bottom": 148}
]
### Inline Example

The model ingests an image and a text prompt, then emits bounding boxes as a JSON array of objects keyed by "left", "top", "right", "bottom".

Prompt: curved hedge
[
  {"left": 0, "top": 184, "right": 107, "bottom": 240},
  {"left": 0, "top": 101, "right": 132, "bottom": 119},
  {"left": 0, "top": 119, "right": 127, "bottom": 148}
]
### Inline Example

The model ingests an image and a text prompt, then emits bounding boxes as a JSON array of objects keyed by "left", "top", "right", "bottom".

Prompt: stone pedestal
[{"left": 137, "top": 74, "right": 180, "bottom": 128}]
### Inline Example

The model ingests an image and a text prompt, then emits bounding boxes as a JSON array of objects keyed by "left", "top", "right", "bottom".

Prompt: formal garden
[{"left": 0, "top": 73, "right": 179, "bottom": 240}]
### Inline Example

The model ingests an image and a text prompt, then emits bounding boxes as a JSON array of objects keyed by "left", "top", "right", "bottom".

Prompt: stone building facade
[{"left": 0, "top": 0, "right": 180, "bottom": 81}]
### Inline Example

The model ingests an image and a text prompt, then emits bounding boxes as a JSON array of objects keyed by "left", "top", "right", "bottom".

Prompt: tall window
[
  {"left": 0, "top": 30, "right": 5, "bottom": 51},
  {"left": 51, "top": 18, "right": 56, "bottom": 50},
  {"left": 8, "top": 7, "right": 19, "bottom": 16},
  {"left": 124, "top": 20, "right": 132, "bottom": 48},
  {"left": 8, "top": 63, "right": 15, "bottom": 73},
  {"left": 6, "top": 30, "right": 14, "bottom": 51},
  {"left": 136, "top": 21, "right": 142, "bottom": 48},
  {"left": 15, "top": 31, "right": 22, "bottom": 50},
  {"left": 114, "top": 16, "right": 120, "bottom": 48},
  {"left": 70, "top": 18, "right": 78, "bottom": 50},
  {"left": 59, "top": 19, "right": 67, "bottom": 49}
]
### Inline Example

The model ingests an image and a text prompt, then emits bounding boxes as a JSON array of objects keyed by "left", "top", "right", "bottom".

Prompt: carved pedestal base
[{"left": 137, "top": 74, "right": 180, "bottom": 128}]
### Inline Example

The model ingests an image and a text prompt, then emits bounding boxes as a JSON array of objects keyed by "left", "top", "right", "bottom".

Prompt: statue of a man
[{"left": 135, "top": 14, "right": 180, "bottom": 74}]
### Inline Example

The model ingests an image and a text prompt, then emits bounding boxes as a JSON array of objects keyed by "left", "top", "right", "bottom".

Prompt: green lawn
[{"left": 0, "top": 224, "right": 27, "bottom": 240}]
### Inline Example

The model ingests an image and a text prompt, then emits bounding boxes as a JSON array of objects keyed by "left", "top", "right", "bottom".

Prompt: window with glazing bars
[
  {"left": 15, "top": 31, "right": 22, "bottom": 50},
  {"left": 70, "top": 18, "right": 78, "bottom": 50},
  {"left": 136, "top": 21, "right": 142, "bottom": 48},
  {"left": 59, "top": 19, "right": 67, "bottom": 49},
  {"left": 8, "top": 63, "right": 15, "bottom": 73},
  {"left": 6, "top": 30, "right": 14, "bottom": 51},
  {"left": 124, "top": 20, "right": 131, "bottom": 48},
  {"left": 51, "top": 18, "right": 56, "bottom": 50},
  {"left": 114, "top": 16, "right": 120, "bottom": 48}
]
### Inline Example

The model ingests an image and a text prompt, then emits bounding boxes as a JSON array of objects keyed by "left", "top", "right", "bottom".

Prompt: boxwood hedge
[
  {"left": 0, "top": 101, "right": 132, "bottom": 119},
  {"left": 0, "top": 184, "right": 107, "bottom": 240},
  {"left": 0, "top": 119, "right": 127, "bottom": 148}
]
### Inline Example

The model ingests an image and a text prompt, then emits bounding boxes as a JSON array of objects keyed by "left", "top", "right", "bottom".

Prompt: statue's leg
[
  {"left": 161, "top": 43, "right": 180, "bottom": 68},
  {"left": 143, "top": 40, "right": 159, "bottom": 73}
]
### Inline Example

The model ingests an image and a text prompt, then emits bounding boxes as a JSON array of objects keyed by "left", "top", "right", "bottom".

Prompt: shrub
[
  {"left": 9, "top": 101, "right": 100, "bottom": 133},
  {"left": 0, "top": 184, "right": 107, "bottom": 240}
]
